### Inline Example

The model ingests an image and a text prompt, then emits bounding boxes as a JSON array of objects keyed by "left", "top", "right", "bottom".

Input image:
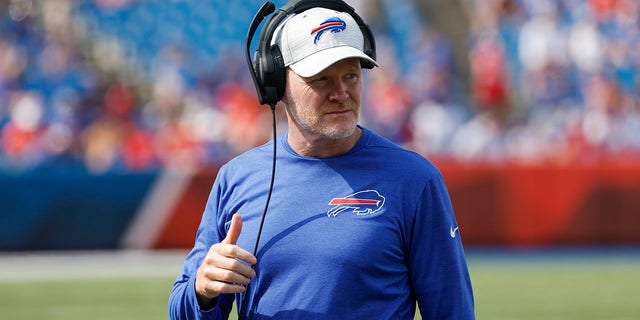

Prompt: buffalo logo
[
  {"left": 327, "top": 190, "right": 386, "bottom": 217},
  {"left": 310, "top": 17, "right": 346, "bottom": 45}
]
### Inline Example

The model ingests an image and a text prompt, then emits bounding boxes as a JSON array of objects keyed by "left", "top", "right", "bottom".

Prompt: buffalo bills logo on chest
[
  {"left": 311, "top": 17, "right": 347, "bottom": 44},
  {"left": 327, "top": 190, "right": 386, "bottom": 217}
]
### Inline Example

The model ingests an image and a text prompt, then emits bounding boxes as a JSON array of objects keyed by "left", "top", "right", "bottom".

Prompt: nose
[{"left": 328, "top": 80, "right": 349, "bottom": 102}]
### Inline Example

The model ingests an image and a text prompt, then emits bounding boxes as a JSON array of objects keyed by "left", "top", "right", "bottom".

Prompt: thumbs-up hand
[{"left": 195, "top": 213, "right": 257, "bottom": 308}]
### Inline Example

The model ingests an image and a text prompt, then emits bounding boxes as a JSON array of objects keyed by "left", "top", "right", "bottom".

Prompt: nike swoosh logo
[{"left": 450, "top": 226, "right": 459, "bottom": 238}]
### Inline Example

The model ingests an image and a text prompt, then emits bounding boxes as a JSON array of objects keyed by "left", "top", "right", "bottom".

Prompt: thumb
[{"left": 222, "top": 213, "right": 243, "bottom": 245}]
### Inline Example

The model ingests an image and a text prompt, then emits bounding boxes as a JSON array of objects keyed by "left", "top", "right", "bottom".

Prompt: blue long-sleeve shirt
[{"left": 169, "top": 127, "right": 474, "bottom": 319}]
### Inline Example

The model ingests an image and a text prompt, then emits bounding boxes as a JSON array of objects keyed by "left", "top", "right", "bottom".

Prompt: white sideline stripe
[
  {"left": 120, "top": 169, "right": 194, "bottom": 249},
  {"left": 0, "top": 250, "right": 189, "bottom": 282}
]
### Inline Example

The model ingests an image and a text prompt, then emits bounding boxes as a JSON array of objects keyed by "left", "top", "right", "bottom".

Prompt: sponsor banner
[
  {"left": 440, "top": 160, "right": 640, "bottom": 246},
  {"left": 154, "top": 161, "right": 640, "bottom": 248}
]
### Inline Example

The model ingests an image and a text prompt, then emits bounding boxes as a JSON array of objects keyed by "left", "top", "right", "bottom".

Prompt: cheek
[
  {"left": 293, "top": 100, "right": 318, "bottom": 123},
  {"left": 285, "top": 93, "right": 313, "bottom": 123},
  {"left": 289, "top": 88, "right": 321, "bottom": 114},
  {"left": 352, "top": 83, "right": 363, "bottom": 103}
]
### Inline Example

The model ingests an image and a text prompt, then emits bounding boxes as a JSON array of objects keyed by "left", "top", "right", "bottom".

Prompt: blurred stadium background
[{"left": 1, "top": 0, "right": 639, "bottom": 319}]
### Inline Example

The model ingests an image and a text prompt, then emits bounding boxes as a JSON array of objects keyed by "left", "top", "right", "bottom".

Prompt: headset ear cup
[
  {"left": 361, "top": 25, "right": 376, "bottom": 66},
  {"left": 261, "top": 44, "right": 286, "bottom": 105},
  {"left": 270, "top": 45, "right": 286, "bottom": 103},
  {"left": 253, "top": 50, "right": 264, "bottom": 89}
]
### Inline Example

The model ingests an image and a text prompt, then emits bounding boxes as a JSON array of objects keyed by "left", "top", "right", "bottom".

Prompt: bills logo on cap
[
  {"left": 311, "top": 17, "right": 347, "bottom": 45},
  {"left": 327, "top": 190, "right": 386, "bottom": 217}
]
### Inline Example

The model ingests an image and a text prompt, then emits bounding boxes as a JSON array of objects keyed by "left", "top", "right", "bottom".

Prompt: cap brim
[{"left": 289, "top": 46, "right": 378, "bottom": 78}]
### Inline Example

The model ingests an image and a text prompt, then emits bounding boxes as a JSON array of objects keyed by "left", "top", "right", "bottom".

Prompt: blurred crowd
[
  {"left": 456, "top": 0, "right": 640, "bottom": 164},
  {"left": 0, "top": 0, "right": 638, "bottom": 174}
]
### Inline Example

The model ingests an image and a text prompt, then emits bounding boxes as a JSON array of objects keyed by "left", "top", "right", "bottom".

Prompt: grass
[
  {"left": 470, "top": 263, "right": 640, "bottom": 319},
  {"left": 1, "top": 251, "right": 639, "bottom": 320},
  {"left": 0, "top": 277, "right": 173, "bottom": 320}
]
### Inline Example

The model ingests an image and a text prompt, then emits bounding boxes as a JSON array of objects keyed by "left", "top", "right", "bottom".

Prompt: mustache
[{"left": 329, "top": 101, "right": 359, "bottom": 111}]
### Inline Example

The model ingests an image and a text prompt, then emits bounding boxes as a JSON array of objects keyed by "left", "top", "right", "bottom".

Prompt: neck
[{"left": 287, "top": 126, "right": 362, "bottom": 158}]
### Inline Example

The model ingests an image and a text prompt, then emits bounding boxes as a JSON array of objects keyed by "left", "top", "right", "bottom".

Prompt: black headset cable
[{"left": 240, "top": 102, "right": 277, "bottom": 319}]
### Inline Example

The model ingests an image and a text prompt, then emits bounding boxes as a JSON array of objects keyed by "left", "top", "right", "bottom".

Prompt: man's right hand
[{"left": 195, "top": 213, "right": 257, "bottom": 309}]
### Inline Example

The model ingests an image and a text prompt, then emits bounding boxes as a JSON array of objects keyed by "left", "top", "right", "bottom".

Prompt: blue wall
[{"left": 0, "top": 169, "right": 157, "bottom": 251}]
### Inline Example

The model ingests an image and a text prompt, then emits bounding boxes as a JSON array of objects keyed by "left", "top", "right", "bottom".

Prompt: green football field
[{"left": 0, "top": 250, "right": 638, "bottom": 319}]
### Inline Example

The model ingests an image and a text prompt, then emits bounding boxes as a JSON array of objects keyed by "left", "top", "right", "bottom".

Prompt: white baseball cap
[{"left": 272, "top": 7, "right": 378, "bottom": 77}]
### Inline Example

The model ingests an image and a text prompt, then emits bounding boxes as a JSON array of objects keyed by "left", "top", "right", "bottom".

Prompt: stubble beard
[
  {"left": 320, "top": 118, "right": 357, "bottom": 140},
  {"left": 288, "top": 104, "right": 359, "bottom": 141}
]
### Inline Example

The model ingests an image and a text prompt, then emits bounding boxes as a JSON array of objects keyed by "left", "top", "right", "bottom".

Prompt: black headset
[{"left": 245, "top": 0, "right": 377, "bottom": 107}]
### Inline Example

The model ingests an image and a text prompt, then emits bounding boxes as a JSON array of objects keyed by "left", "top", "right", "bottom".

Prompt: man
[{"left": 169, "top": 2, "right": 474, "bottom": 319}]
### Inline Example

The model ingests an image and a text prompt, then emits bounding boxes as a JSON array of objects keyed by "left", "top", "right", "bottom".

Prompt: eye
[
  {"left": 306, "top": 76, "right": 328, "bottom": 88},
  {"left": 345, "top": 73, "right": 359, "bottom": 80},
  {"left": 344, "top": 72, "right": 360, "bottom": 83},
  {"left": 311, "top": 76, "right": 328, "bottom": 83}
]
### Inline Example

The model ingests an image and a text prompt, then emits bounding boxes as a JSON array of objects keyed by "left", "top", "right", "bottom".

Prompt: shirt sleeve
[
  {"left": 167, "top": 177, "right": 236, "bottom": 320},
  {"left": 407, "top": 170, "right": 475, "bottom": 319}
]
